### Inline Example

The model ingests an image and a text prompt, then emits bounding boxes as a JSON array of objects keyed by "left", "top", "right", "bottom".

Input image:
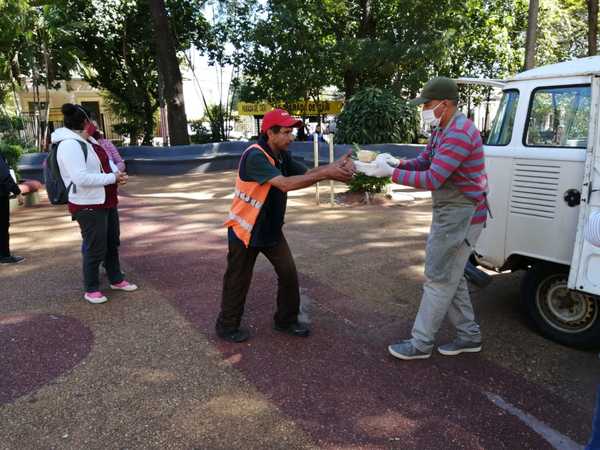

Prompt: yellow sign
[{"left": 238, "top": 100, "right": 344, "bottom": 116}]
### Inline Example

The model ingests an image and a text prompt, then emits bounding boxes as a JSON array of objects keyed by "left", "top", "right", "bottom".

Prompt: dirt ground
[{"left": 1, "top": 172, "right": 598, "bottom": 450}]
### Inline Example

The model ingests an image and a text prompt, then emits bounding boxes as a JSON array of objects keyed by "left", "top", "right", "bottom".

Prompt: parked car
[{"left": 460, "top": 56, "right": 600, "bottom": 349}]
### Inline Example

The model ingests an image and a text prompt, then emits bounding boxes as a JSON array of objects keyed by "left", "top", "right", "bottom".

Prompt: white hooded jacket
[{"left": 50, "top": 127, "right": 117, "bottom": 205}]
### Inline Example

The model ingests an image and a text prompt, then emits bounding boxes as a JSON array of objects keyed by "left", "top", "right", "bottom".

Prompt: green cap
[{"left": 409, "top": 76, "right": 458, "bottom": 106}]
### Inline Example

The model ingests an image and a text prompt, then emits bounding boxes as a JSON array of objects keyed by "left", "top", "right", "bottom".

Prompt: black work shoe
[
  {"left": 273, "top": 321, "right": 310, "bottom": 337},
  {"left": 216, "top": 327, "right": 250, "bottom": 343},
  {"left": 0, "top": 255, "right": 25, "bottom": 264}
]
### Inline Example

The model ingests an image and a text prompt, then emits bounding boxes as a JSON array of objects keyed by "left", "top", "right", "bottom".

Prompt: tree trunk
[
  {"left": 589, "top": 0, "right": 599, "bottom": 56},
  {"left": 148, "top": 0, "right": 189, "bottom": 146},
  {"left": 358, "top": 0, "right": 376, "bottom": 37},
  {"left": 344, "top": 70, "right": 357, "bottom": 99},
  {"left": 524, "top": 0, "right": 539, "bottom": 70}
]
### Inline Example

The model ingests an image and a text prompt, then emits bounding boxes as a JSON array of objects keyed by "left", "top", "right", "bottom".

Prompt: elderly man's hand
[
  {"left": 376, "top": 153, "right": 402, "bottom": 168},
  {"left": 355, "top": 158, "right": 395, "bottom": 178}
]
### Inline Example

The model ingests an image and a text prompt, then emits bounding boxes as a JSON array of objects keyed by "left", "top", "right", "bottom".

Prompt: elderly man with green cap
[{"left": 357, "top": 76, "right": 489, "bottom": 360}]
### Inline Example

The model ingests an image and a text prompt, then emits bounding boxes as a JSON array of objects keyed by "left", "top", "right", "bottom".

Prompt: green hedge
[
  {"left": 0, "top": 142, "right": 24, "bottom": 177},
  {"left": 334, "top": 87, "right": 417, "bottom": 145},
  {"left": 347, "top": 172, "right": 389, "bottom": 194}
]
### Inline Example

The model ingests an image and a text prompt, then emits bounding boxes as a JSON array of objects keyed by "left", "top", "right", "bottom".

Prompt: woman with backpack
[
  {"left": 0, "top": 153, "right": 24, "bottom": 264},
  {"left": 50, "top": 103, "right": 138, "bottom": 304}
]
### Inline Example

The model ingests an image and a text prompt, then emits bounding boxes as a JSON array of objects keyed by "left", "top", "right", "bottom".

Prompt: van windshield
[
  {"left": 487, "top": 90, "right": 519, "bottom": 146},
  {"left": 525, "top": 85, "right": 591, "bottom": 148}
]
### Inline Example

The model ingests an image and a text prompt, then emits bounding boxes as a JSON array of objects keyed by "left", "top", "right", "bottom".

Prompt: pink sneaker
[
  {"left": 110, "top": 280, "right": 138, "bottom": 292},
  {"left": 84, "top": 291, "right": 108, "bottom": 304}
]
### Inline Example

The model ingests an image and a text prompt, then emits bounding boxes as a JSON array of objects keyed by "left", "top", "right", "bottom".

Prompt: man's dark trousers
[
  {"left": 74, "top": 208, "right": 123, "bottom": 292},
  {"left": 217, "top": 234, "right": 301, "bottom": 331},
  {"left": 0, "top": 196, "right": 10, "bottom": 257}
]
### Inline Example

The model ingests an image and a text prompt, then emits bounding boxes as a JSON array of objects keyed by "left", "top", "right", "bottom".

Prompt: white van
[{"left": 461, "top": 56, "right": 600, "bottom": 349}]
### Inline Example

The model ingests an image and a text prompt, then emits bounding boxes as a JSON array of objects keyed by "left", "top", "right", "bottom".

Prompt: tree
[
  {"left": 40, "top": 0, "right": 210, "bottom": 145},
  {"left": 214, "top": 0, "right": 336, "bottom": 103},
  {"left": 149, "top": 0, "right": 189, "bottom": 145},
  {"left": 0, "top": 0, "right": 30, "bottom": 107},
  {"left": 0, "top": 1, "right": 80, "bottom": 148},
  {"left": 67, "top": 0, "right": 160, "bottom": 144},
  {"left": 433, "top": 1, "right": 528, "bottom": 78},
  {"left": 536, "top": 0, "right": 588, "bottom": 65},
  {"left": 223, "top": 0, "right": 530, "bottom": 104}
]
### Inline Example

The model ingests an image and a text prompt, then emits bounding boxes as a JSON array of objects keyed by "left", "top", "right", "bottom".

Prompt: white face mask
[{"left": 421, "top": 102, "right": 444, "bottom": 128}]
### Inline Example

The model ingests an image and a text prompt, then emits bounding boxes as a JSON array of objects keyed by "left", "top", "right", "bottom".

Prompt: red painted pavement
[
  {"left": 117, "top": 197, "right": 590, "bottom": 449},
  {"left": 0, "top": 314, "right": 93, "bottom": 405}
]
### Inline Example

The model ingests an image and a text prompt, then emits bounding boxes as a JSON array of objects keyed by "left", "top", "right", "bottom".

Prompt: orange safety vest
[{"left": 224, "top": 144, "right": 276, "bottom": 247}]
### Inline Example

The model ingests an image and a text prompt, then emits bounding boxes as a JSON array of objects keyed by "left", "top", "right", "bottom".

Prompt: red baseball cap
[{"left": 261, "top": 108, "right": 302, "bottom": 133}]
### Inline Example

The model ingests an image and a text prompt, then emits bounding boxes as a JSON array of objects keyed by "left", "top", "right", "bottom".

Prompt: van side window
[
  {"left": 525, "top": 85, "right": 591, "bottom": 148},
  {"left": 487, "top": 90, "right": 519, "bottom": 146}
]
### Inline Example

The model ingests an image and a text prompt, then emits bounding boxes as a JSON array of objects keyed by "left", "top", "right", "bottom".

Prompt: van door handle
[{"left": 564, "top": 189, "right": 581, "bottom": 207}]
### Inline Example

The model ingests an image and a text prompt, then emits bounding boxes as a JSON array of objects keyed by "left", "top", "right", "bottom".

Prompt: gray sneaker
[
  {"left": 388, "top": 341, "right": 431, "bottom": 360},
  {"left": 438, "top": 339, "right": 482, "bottom": 356}
]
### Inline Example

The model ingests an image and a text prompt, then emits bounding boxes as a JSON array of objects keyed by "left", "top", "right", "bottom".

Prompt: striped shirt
[{"left": 392, "top": 112, "right": 488, "bottom": 224}]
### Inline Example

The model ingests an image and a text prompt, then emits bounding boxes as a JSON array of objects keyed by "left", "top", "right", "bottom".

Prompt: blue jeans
[{"left": 586, "top": 385, "right": 600, "bottom": 450}]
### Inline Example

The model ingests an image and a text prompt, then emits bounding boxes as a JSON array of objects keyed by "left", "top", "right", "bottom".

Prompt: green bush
[
  {"left": 347, "top": 172, "right": 389, "bottom": 194},
  {"left": 189, "top": 120, "right": 213, "bottom": 144},
  {"left": 334, "top": 87, "right": 418, "bottom": 145},
  {"left": 0, "top": 115, "right": 25, "bottom": 133},
  {"left": 1, "top": 133, "right": 36, "bottom": 151},
  {"left": 0, "top": 114, "right": 36, "bottom": 152},
  {"left": 0, "top": 142, "right": 24, "bottom": 174}
]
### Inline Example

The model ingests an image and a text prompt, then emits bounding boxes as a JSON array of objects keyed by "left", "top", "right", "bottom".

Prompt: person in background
[
  {"left": 315, "top": 123, "right": 326, "bottom": 142},
  {"left": 296, "top": 121, "right": 307, "bottom": 141},
  {"left": 91, "top": 120, "right": 126, "bottom": 172},
  {"left": 315, "top": 124, "right": 321, "bottom": 133},
  {"left": 0, "top": 153, "right": 24, "bottom": 264},
  {"left": 52, "top": 104, "right": 137, "bottom": 304}
]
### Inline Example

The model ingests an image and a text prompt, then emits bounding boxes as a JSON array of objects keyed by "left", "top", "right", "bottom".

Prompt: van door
[{"left": 569, "top": 75, "right": 600, "bottom": 295}]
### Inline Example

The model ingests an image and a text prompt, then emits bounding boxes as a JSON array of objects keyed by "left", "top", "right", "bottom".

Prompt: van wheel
[{"left": 521, "top": 264, "right": 600, "bottom": 349}]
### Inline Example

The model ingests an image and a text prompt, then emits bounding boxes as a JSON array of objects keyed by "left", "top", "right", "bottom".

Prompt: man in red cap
[{"left": 216, "top": 108, "right": 354, "bottom": 342}]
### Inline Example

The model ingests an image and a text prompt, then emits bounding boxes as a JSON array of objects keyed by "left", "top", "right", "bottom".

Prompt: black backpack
[{"left": 44, "top": 139, "right": 88, "bottom": 205}]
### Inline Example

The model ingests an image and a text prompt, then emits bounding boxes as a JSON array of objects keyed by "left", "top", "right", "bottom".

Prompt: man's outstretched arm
[{"left": 270, "top": 163, "right": 354, "bottom": 193}]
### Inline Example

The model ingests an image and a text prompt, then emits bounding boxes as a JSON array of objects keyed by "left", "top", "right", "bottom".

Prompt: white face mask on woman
[{"left": 421, "top": 102, "right": 445, "bottom": 128}]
